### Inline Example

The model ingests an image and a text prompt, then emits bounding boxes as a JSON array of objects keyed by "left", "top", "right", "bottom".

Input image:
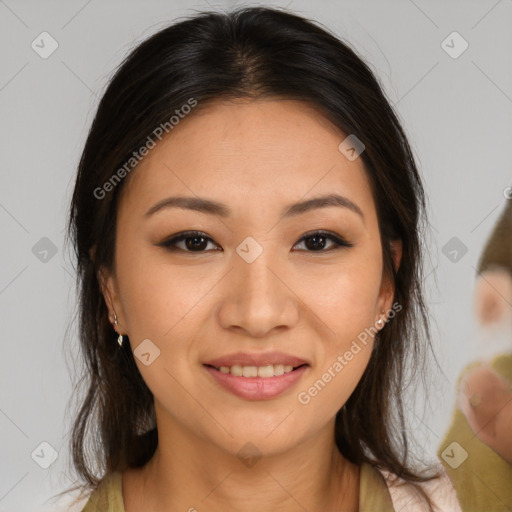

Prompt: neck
[{"left": 124, "top": 414, "right": 359, "bottom": 512}]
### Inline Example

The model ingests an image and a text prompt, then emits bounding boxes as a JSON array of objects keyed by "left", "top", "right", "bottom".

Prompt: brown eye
[
  {"left": 159, "top": 231, "right": 220, "bottom": 252},
  {"left": 293, "top": 231, "right": 353, "bottom": 252}
]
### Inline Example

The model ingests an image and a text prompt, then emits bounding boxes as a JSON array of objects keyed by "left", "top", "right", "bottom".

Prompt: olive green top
[{"left": 81, "top": 461, "right": 395, "bottom": 511}]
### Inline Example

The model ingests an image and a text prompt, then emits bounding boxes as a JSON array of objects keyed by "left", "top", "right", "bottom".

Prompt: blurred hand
[{"left": 458, "top": 365, "right": 512, "bottom": 464}]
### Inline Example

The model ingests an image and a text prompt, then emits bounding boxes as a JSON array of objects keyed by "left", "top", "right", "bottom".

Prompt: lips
[
  {"left": 203, "top": 364, "right": 309, "bottom": 400},
  {"left": 203, "top": 351, "right": 309, "bottom": 368},
  {"left": 202, "top": 351, "right": 310, "bottom": 400}
]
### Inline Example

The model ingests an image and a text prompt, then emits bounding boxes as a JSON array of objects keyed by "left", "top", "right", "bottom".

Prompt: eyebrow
[{"left": 144, "top": 193, "right": 365, "bottom": 222}]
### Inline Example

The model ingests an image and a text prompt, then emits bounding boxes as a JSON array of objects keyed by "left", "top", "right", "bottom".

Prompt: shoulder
[
  {"left": 79, "top": 471, "right": 124, "bottom": 512},
  {"left": 378, "top": 463, "right": 462, "bottom": 512}
]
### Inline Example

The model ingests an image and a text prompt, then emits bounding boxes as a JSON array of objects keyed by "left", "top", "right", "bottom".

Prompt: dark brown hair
[{"left": 63, "top": 5, "right": 442, "bottom": 508}]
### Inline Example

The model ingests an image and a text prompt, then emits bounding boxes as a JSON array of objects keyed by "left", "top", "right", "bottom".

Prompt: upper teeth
[{"left": 217, "top": 364, "right": 296, "bottom": 378}]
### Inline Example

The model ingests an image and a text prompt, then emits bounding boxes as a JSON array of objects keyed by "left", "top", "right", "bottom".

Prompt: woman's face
[{"left": 101, "top": 99, "right": 400, "bottom": 457}]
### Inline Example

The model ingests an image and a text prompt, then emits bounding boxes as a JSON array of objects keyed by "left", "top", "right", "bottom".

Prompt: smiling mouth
[{"left": 204, "top": 363, "right": 308, "bottom": 378}]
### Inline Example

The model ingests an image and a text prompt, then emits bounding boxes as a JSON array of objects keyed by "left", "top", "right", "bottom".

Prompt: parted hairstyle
[{"left": 63, "top": 5, "right": 441, "bottom": 507}]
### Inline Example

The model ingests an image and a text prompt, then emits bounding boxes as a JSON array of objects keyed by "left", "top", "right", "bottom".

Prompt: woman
[{"left": 62, "top": 6, "right": 461, "bottom": 511}]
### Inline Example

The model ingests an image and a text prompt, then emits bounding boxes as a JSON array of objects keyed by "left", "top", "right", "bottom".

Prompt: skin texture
[{"left": 99, "top": 99, "right": 402, "bottom": 511}]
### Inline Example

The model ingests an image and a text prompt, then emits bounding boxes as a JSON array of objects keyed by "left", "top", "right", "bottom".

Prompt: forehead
[{"left": 119, "top": 99, "right": 376, "bottom": 223}]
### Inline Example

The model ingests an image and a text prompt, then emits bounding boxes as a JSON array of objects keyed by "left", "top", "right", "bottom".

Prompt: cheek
[
  {"left": 114, "top": 248, "right": 227, "bottom": 398},
  {"left": 295, "top": 328, "right": 374, "bottom": 425},
  {"left": 114, "top": 254, "right": 212, "bottom": 404},
  {"left": 115, "top": 247, "right": 214, "bottom": 341},
  {"left": 294, "top": 253, "right": 382, "bottom": 409},
  {"left": 298, "top": 255, "right": 383, "bottom": 343}
]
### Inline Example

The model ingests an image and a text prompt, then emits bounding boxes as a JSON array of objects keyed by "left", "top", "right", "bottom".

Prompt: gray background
[{"left": 1, "top": 0, "right": 511, "bottom": 510}]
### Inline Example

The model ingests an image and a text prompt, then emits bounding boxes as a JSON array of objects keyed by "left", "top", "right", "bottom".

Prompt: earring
[
  {"left": 377, "top": 311, "right": 386, "bottom": 327},
  {"left": 113, "top": 312, "right": 124, "bottom": 347}
]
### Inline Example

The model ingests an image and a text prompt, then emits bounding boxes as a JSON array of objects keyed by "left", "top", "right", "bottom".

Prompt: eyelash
[{"left": 158, "top": 230, "right": 353, "bottom": 253}]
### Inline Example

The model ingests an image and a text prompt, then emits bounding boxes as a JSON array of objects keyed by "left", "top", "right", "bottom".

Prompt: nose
[{"left": 216, "top": 245, "right": 300, "bottom": 338}]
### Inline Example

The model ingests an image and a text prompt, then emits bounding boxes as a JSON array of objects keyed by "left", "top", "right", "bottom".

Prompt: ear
[
  {"left": 90, "top": 245, "right": 126, "bottom": 333},
  {"left": 376, "top": 238, "right": 402, "bottom": 324},
  {"left": 97, "top": 265, "right": 127, "bottom": 332}
]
